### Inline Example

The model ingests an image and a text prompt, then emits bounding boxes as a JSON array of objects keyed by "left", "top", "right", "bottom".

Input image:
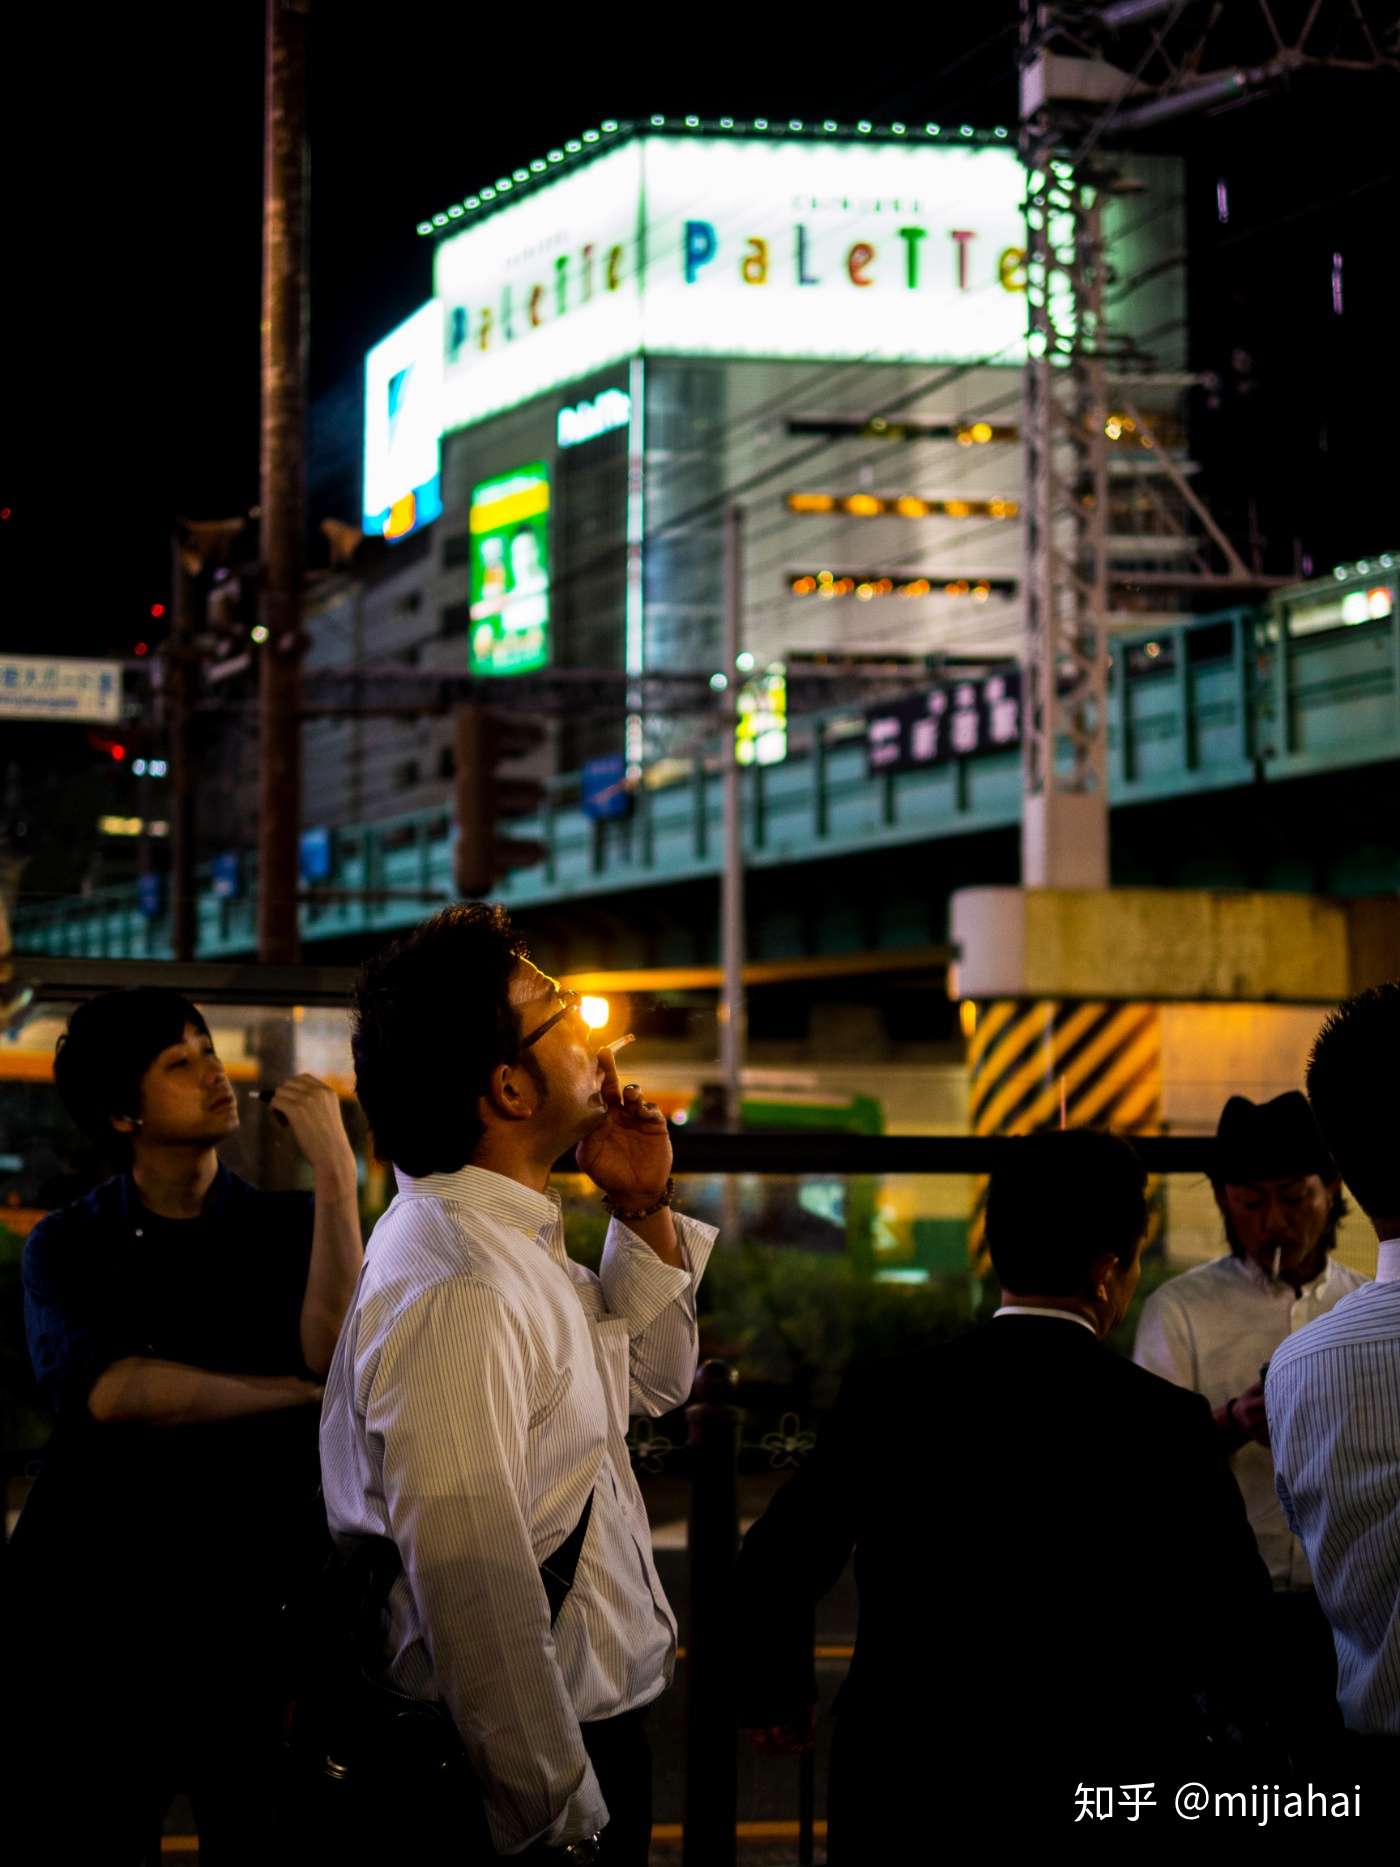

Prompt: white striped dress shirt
[
  {"left": 319, "top": 1164, "right": 716, "bottom": 1854},
  {"left": 1266, "top": 1265, "right": 1400, "bottom": 1735}
]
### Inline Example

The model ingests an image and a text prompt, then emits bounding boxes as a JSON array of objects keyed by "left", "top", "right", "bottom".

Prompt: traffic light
[
  {"left": 452, "top": 704, "right": 549, "bottom": 898},
  {"left": 87, "top": 731, "right": 129, "bottom": 764}
]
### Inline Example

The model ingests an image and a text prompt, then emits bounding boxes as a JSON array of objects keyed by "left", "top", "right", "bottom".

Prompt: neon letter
[
  {"left": 950, "top": 229, "right": 975, "bottom": 290},
  {"left": 742, "top": 238, "right": 769, "bottom": 286},
  {"left": 606, "top": 244, "right": 624, "bottom": 292},
  {"left": 846, "top": 242, "right": 875, "bottom": 286},
  {"left": 795, "top": 225, "right": 819, "bottom": 286},
  {"left": 501, "top": 284, "right": 514, "bottom": 342},
  {"left": 448, "top": 305, "right": 468, "bottom": 358},
  {"left": 581, "top": 243, "right": 595, "bottom": 301},
  {"left": 683, "top": 219, "right": 717, "bottom": 284},
  {"left": 998, "top": 245, "right": 1028, "bottom": 293},
  {"left": 897, "top": 226, "right": 927, "bottom": 289},
  {"left": 477, "top": 306, "right": 493, "bottom": 352},
  {"left": 528, "top": 284, "right": 545, "bottom": 327},
  {"left": 554, "top": 254, "right": 569, "bottom": 316}
]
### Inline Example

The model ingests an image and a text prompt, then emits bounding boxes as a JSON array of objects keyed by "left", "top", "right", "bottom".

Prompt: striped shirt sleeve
[
  {"left": 366, "top": 1277, "right": 607, "bottom": 1854},
  {"left": 599, "top": 1212, "right": 717, "bottom": 1417}
]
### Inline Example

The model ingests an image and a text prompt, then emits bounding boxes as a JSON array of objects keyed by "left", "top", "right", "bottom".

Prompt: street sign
[
  {"left": 299, "top": 827, "right": 333, "bottom": 881},
  {"left": 581, "top": 753, "right": 632, "bottom": 822},
  {"left": 0, "top": 655, "right": 122, "bottom": 724},
  {"left": 865, "top": 669, "right": 1021, "bottom": 777}
]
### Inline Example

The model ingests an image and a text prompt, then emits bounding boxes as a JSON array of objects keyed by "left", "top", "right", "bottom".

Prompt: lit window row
[
  {"left": 786, "top": 418, "right": 1017, "bottom": 446},
  {"left": 790, "top": 572, "right": 1017, "bottom": 602},
  {"left": 786, "top": 493, "right": 1020, "bottom": 520},
  {"left": 1102, "top": 411, "right": 1186, "bottom": 449}
]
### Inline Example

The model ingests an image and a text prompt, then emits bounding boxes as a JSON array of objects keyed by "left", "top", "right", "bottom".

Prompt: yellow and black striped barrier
[{"left": 966, "top": 998, "right": 1163, "bottom": 1273}]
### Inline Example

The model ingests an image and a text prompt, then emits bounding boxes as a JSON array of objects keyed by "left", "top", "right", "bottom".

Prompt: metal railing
[{"left": 14, "top": 593, "right": 1400, "bottom": 961}]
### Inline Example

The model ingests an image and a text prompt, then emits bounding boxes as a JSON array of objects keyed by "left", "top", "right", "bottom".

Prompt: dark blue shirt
[
  {"left": 15, "top": 1166, "right": 323, "bottom": 1632},
  {"left": 23, "top": 1163, "right": 315, "bottom": 1418}
]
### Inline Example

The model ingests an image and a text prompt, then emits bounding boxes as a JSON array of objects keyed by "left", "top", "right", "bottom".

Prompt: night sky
[{"left": 4, "top": 5, "right": 1397, "bottom": 661}]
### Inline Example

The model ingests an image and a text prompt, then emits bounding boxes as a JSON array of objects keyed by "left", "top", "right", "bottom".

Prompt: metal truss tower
[{"left": 1017, "top": 0, "right": 1399, "bottom": 889}]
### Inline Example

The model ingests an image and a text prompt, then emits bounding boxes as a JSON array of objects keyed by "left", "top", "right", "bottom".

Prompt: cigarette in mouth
[
  {"left": 602, "top": 1033, "right": 636, "bottom": 1056},
  {"left": 1271, "top": 1245, "right": 1281, "bottom": 1282}
]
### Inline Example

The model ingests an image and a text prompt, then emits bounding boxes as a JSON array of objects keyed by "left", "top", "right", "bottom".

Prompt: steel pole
[
  {"left": 683, "top": 1359, "right": 741, "bottom": 1867},
  {"left": 720, "top": 505, "right": 746, "bottom": 1126},
  {"left": 720, "top": 506, "right": 746, "bottom": 1243},
  {"left": 257, "top": 0, "right": 309, "bottom": 964}
]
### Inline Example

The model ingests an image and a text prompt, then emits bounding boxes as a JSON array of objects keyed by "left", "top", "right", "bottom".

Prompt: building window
[{"left": 394, "top": 759, "right": 420, "bottom": 789}]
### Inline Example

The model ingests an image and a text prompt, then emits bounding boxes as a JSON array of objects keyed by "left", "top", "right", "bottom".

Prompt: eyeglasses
[{"left": 520, "top": 988, "right": 583, "bottom": 1050}]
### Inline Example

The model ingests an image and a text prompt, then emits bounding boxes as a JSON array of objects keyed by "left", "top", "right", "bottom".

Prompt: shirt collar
[
  {"left": 1375, "top": 1238, "right": 1400, "bottom": 1284},
  {"left": 393, "top": 1163, "right": 563, "bottom": 1252},
  {"left": 1230, "top": 1250, "right": 1336, "bottom": 1299},
  {"left": 119, "top": 1162, "right": 234, "bottom": 1226},
  {"left": 993, "top": 1304, "right": 1098, "bottom": 1336}
]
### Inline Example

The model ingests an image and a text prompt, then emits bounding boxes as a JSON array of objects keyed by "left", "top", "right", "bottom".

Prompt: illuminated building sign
[
  {"left": 468, "top": 464, "right": 551, "bottom": 676},
  {"left": 558, "top": 387, "right": 632, "bottom": 448},
  {"left": 1, "top": 655, "right": 122, "bottom": 724},
  {"left": 736, "top": 665, "right": 788, "bottom": 767},
  {"left": 866, "top": 670, "right": 1021, "bottom": 775},
  {"left": 363, "top": 302, "right": 444, "bottom": 542},
  {"left": 433, "top": 136, "right": 1028, "bottom": 431}
]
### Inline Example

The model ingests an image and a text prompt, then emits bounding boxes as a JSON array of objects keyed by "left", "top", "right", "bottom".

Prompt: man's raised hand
[
  {"left": 575, "top": 1046, "right": 673, "bottom": 1204},
  {"left": 266, "top": 1074, "right": 357, "bottom": 1182}
]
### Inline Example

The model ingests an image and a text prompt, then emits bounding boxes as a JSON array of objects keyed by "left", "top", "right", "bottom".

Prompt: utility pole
[
  {"left": 257, "top": 0, "right": 310, "bottom": 965},
  {"left": 168, "top": 532, "right": 197, "bottom": 961},
  {"left": 719, "top": 505, "right": 746, "bottom": 1237},
  {"left": 1018, "top": 8, "right": 1114, "bottom": 889},
  {"left": 1016, "top": 0, "right": 1396, "bottom": 889}
]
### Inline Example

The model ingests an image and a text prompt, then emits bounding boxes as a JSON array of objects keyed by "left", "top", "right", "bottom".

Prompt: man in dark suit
[{"left": 734, "top": 1129, "right": 1271, "bottom": 1853}]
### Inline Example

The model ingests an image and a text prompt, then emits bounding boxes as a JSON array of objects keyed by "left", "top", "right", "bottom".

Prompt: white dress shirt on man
[
  {"left": 1267, "top": 1244, "right": 1400, "bottom": 1735},
  {"left": 1133, "top": 1251, "right": 1368, "bottom": 1587},
  {"left": 319, "top": 1164, "right": 716, "bottom": 1855}
]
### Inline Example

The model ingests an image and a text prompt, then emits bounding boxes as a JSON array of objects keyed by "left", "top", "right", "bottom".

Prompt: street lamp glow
[{"left": 580, "top": 995, "right": 610, "bottom": 1030}]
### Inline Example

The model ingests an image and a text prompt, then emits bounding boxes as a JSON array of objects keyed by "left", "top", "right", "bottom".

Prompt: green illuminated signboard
[
  {"left": 468, "top": 463, "right": 551, "bottom": 676},
  {"left": 736, "top": 664, "right": 787, "bottom": 766}
]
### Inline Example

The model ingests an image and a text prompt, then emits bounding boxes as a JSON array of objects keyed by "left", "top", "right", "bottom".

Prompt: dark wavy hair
[
  {"left": 986, "top": 1129, "right": 1147, "bottom": 1294},
  {"left": 352, "top": 903, "right": 541, "bottom": 1176},
  {"left": 53, "top": 988, "right": 211, "bottom": 1151},
  {"left": 1307, "top": 983, "right": 1400, "bottom": 1218}
]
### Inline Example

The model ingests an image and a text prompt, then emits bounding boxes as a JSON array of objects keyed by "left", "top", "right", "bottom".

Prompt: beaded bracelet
[{"left": 601, "top": 1178, "right": 676, "bottom": 1222}]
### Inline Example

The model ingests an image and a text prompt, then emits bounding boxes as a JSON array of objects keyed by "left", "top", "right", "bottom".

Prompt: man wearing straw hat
[{"left": 1134, "top": 1091, "right": 1366, "bottom": 1733}]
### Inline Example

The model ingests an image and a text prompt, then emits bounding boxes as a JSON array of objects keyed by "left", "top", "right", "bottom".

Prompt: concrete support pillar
[
  {"left": 952, "top": 885, "right": 1400, "bottom": 1275},
  {"left": 966, "top": 996, "right": 1162, "bottom": 1269}
]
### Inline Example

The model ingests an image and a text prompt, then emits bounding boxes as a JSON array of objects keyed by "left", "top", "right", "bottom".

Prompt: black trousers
[
  {"left": 1265, "top": 1589, "right": 1343, "bottom": 1750},
  {"left": 309, "top": 1707, "right": 653, "bottom": 1866},
  {"left": 15, "top": 1675, "right": 286, "bottom": 1867}
]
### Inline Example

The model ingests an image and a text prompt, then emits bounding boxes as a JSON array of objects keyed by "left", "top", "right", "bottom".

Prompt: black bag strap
[
  {"left": 336, "top": 1485, "right": 595, "bottom": 1661},
  {"left": 538, "top": 1489, "right": 594, "bottom": 1624}
]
